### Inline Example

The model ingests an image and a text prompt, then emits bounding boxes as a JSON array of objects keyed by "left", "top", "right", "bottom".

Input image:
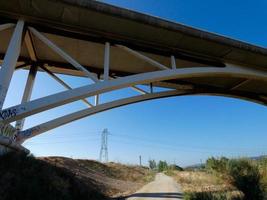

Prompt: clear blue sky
[{"left": 5, "top": 0, "right": 267, "bottom": 167}]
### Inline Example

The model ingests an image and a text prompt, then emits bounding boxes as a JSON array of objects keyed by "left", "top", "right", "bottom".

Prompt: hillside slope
[
  {"left": 40, "top": 156, "right": 154, "bottom": 197},
  {"left": 0, "top": 153, "right": 154, "bottom": 200}
]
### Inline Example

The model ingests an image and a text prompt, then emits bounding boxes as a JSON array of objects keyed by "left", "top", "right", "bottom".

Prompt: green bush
[
  {"left": 206, "top": 157, "right": 229, "bottom": 174},
  {"left": 158, "top": 160, "right": 168, "bottom": 172},
  {"left": 204, "top": 157, "right": 267, "bottom": 200},
  {"left": 227, "top": 159, "right": 264, "bottom": 200}
]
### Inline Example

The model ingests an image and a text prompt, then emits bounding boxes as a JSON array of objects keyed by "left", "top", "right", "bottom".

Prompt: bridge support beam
[
  {"left": 15, "top": 65, "right": 38, "bottom": 131},
  {"left": 0, "top": 20, "right": 26, "bottom": 154},
  {"left": 40, "top": 65, "right": 93, "bottom": 107},
  {"left": 0, "top": 23, "right": 14, "bottom": 32},
  {"left": 0, "top": 20, "right": 24, "bottom": 109},
  {"left": 116, "top": 45, "right": 169, "bottom": 70},
  {"left": 171, "top": 55, "right": 176, "bottom": 69},
  {"left": 29, "top": 27, "right": 99, "bottom": 83},
  {"left": 103, "top": 42, "right": 110, "bottom": 81}
]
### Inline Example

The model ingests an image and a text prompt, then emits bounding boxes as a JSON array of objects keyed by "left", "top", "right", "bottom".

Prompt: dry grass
[
  {"left": 173, "top": 171, "right": 232, "bottom": 192},
  {"left": 170, "top": 171, "right": 243, "bottom": 199},
  {"left": 40, "top": 157, "right": 155, "bottom": 197},
  {"left": 107, "top": 162, "right": 154, "bottom": 183}
]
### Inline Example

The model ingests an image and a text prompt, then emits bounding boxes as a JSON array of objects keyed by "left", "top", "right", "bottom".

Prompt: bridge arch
[{"left": 17, "top": 89, "right": 266, "bottom": 143}]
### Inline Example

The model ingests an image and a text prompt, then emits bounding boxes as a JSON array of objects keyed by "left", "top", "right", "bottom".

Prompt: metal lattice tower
[{"left": 99, "top": 129, "right": 108, "bottom": 163}]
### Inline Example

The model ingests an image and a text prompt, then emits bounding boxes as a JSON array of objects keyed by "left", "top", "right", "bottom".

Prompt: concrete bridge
[{"left": 0, "top": 0, "right": 267, "bottom": 154}]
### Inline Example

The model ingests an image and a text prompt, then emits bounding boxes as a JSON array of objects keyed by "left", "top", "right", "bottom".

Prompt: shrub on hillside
[
  {"left": 227, "top": 159, "right": 264, "bottom": 200},
  {"left": 204, "top": 157, "right": 267, "bottom": 200},
  {"left": 259, "top": 157, "right": 267, "bottom": 199},
  {"left": 206, "top": 157, "right": 229, "bottom": 174}
]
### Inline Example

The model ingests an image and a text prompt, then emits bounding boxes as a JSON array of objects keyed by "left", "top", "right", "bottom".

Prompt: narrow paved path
[{"left": 125, "top": 173, "right": 183, "bottom": 200}]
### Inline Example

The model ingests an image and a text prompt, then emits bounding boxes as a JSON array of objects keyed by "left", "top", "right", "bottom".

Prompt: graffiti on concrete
[
  {"left": 0, "top": 122, "right": 16, "bottom": 138},
  {"left": 0, "top": 108, "right": 17, "bottom": 120}
]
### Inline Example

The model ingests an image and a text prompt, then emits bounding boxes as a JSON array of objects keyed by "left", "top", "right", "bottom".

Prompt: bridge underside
[{"left": 0, "top": 0, "right": 267, "bottom": 153}]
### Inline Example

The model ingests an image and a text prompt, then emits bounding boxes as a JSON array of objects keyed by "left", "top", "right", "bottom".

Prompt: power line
[
  {"left": 109, "top": 137, "right": 267, "bottom": 154},
  {"left": 110, "top": 133, "right": 267, "bottom": 152},
  {"left": 23, "top": 130, "right": 267, "bottom": 154},
  {"left": 24, "top": 138, "right": 100, "bottom": 145}
]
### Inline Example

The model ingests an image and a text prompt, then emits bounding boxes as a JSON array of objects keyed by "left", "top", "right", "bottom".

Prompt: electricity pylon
[{"left": 99, "top": 128, "right": 108, "bottom": 163}]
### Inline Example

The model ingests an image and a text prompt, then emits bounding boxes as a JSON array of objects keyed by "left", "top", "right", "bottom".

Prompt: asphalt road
[{"left": 125, "top": 173, "right": 183, "bottom": 200}]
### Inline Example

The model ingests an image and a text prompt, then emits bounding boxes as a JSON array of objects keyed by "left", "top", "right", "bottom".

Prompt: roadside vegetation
[
  {"left": 167, "top": 156, "right": 267, "bottom": 200},
  {"left": 0, "top": 152, "right": 155, "bottom": 200},
  {"left": 148, "top": 159, "right": 183, "bottom": 172}
]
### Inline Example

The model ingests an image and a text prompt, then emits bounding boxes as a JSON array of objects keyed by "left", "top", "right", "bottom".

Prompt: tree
[
  {"left": 148, "top": 159, "right": 157, "bottom": 170},
  {"left": 158, "top": 160, "right": 168, "bottom": 172}
]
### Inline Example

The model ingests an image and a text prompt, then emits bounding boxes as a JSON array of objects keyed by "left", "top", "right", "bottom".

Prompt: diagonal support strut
[
  {"left": 29, "top": 27, "right": 99, "bottom": 83},
  {"left": 0, "top": 20, "right": 24, "bottom": 110}
]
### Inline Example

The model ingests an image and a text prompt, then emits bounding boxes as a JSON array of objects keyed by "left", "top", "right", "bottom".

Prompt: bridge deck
[{"left": 0, "top": 0, "right": 267, "bottom": 96}]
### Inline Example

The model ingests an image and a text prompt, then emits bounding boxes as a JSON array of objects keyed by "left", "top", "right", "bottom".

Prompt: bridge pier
[{"left": 0, "top": 122, "right": 29, "bottom": 154}]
